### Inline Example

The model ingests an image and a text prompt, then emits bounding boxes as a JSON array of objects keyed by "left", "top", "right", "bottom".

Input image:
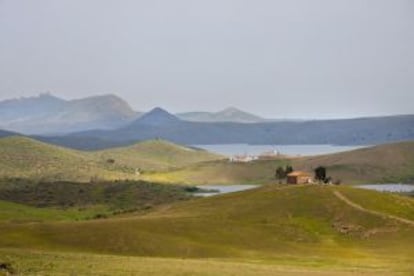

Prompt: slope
[
  {"left": 293, "top": 140, "right": 414, "bottom": 184},
  {"left": 0, "top": 136, "right": 222, "bottom": 181},
  {"left": 0, "top": 136, "right": 126, "bottom": 181},
  {"left": 0, "top": 185, "right": 413, "bottom": 268},
  {"left": 95, "top": 139, "right": 223, "bottom": 171}
]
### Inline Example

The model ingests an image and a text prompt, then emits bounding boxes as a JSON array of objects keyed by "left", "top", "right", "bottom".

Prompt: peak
[
  {"left": 148, "top": 107, "right": 170, "bottom": 114},
  {"left": 216, "top": 107, "right": 263, "bottom": 122},
  {"left": 220, "top": 107, "right": 242, "bottom": 113},
  {"left": 132, "top": 107, "right": 180, "bottom": 126}
]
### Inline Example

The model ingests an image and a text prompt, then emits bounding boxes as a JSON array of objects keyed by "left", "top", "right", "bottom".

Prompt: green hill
[
  {"left": 143, "top": 141, "right": 414, "bottom": 185},
  {"left": 0, "top": 185, "right": 413, "bottom": 274},
  {"left": 293, "top": 141, "right": 414, "bottom": 184},
  {"left": 0, "top": 136, "right": 222, "bottom": 181},
  {"left": 0, "top": 179, "right": 193, "bottom": 222},
  {"left": 95, "top": 139, "right": 222, "bottom": 171},
  {"left": 142, "top": 159, "right": 290, "bottom": 184},
  {"left": 0, "top": 136, "right": 110, "bottom": 181}
]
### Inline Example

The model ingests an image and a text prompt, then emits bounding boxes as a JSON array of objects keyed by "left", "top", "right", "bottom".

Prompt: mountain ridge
[
  {"left": 177, "top": 107, "right": 264, "bottom": 123},
  {"left": 66, "top": 113, "right": 414, "bottom": 149},
  {"left": 0, "top": 94, "right": 138, "bottom": 134},
  {"left": 131, "top": 107, "right": 181, "bottom": 126}
]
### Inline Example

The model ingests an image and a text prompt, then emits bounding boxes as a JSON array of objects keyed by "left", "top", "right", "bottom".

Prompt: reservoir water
[
  {"left": 356, "top": 184, "right": 414, "bottom": 193},
  {"left": 193, "top": 144, "right": 368, "bottom": 157},
  {"left": 194, "top": 185, "right": 259, "bottom": 197},
  {"left": 193, "top": 184, "right": 414, "bottom": 197}
]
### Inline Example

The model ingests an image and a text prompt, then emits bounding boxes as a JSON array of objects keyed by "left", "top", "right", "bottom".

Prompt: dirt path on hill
[{"left": 333, "top": 190, "right": 414, "bottom": 227}]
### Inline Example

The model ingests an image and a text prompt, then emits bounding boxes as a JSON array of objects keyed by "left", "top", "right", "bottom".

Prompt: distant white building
[{"left": 229, "top": 154, "right": 258, "bottom": 163}]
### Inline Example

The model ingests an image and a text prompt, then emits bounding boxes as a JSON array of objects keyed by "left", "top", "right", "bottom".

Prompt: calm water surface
[
  {"left": 194, "top": 185, "right": 259, "bottom": 197},
  {"left": 193, "top": 144, "right": 368, "bottom": 157},
  {"left": 357, "top": 184, "right": 414, "bottom": 193}
]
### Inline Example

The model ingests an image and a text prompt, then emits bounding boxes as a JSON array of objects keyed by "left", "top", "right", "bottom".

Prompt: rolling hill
[
  {"left": 142, "top": 141, "right": 414, "bottom": 185},
  {"left": 0, "top": 136, "right": 222, "bottom": 181},
  {"left": 0, "top": 136, "right": 120, "bottom": 181},
  {"left": 96, "top": 139, "right": 222, "bottom": 171},
  {"left": 293, "top": 141, "right": 414, "bottom": 184},
  {"left": 1, "top": 185, "right": 413, "bottom": 274}
]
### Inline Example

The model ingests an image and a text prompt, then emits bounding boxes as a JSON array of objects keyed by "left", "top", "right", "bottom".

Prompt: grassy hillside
[
  {"left": 0, "top": 179, "right": 193, "bottom": 223},
  {"left": 0, "top": 186, "right": 413, "bottom": 267},
  {"left": 293, "top": 141, "right": 414, "bottom": 184},
  {"left": 1, "top": 248, "right": 401, "bottom": 275},
  {"left": 143, "top": 141, "right": 414, "bottom": 185},
  {"left": 0, "top": 136, "right": 112, "bottom": 181},
  {"left": 141, "top": 159, "right": 290, "bottom": 184},
  {"left": 0, "top": 136, "right": 222, "bottom": 181},
  {"left": 96, "top": 139, "right": 222, "bottom": 171}
]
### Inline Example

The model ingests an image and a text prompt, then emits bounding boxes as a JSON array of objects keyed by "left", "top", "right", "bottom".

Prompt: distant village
[{"left": 228, "top": 149, "right": 281, "bottom": 163}]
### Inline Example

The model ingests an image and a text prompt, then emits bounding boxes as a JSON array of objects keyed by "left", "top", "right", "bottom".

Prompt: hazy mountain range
[
  {"left": 0, "top": 94, "right": 266, "bottom": 134},
  {"left": 0, "top": 94, "right": 413, "bottom": 150},
  {"left": 63, "top": 107, "right": 414, "bottom": 149}
]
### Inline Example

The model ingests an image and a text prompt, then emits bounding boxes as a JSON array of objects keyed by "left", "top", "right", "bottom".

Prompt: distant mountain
[
  {"left": 0, "top": 94, "right": 139, "bottom": 134},
  {"left": 133, "top": 107, "right": 181, "bottom": 126},
  {"left": 0, "top": 93, "right": 66, "bottom": 121},
  {"left": 62, "top": 111, "right": 414, "bottom": 149},
  {"left": 177, "top": 107, "right": 264, "bottom": 123}
]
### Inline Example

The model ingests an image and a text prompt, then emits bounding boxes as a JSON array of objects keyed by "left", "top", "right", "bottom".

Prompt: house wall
[
  {"left": 287, "top": 176, "right": 297, "bottom": 184},
  {"left": 287, "top": 175, "right": 312, "bottom": 184}
]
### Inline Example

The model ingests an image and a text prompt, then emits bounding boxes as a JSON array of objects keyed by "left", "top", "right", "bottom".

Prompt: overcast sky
[{"left": 0, "top": 0, "right": 413, "bottom": 118}]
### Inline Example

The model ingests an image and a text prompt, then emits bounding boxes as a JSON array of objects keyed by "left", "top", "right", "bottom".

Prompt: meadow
[{"left": 1, "top": 185, "right": 414, "bottom": 274}]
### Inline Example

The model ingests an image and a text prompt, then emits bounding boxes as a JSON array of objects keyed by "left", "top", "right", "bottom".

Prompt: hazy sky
[{"left": 0, "top": 0, "right": 413, "bottom": 118}]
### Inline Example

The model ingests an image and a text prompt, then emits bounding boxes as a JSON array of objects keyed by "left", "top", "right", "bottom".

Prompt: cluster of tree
[
  {"left": 314, "top": 166, "right": 332, "bottom": 184},
  {"left": 275, "top": 165, "right": 293, "bottom": 183}
]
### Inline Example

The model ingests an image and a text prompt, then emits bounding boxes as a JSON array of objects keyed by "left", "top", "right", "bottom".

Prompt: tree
[
  {"left": 314, "top": 166, "right": 326, "bottom": 183},
  {"left": 275, "top": 166, "right": 286, "bottom": 183},
  {"left": 275, "top": 165, "right": 294, "bottom": 184}
]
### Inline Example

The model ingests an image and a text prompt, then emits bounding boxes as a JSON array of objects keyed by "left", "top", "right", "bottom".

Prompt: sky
[{"left": 0, "top": 0, "right": 413, "bottom": 119}]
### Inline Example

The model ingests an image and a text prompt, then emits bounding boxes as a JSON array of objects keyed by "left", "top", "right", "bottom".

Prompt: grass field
[
  {"left": 0, "top": 185, "right": 413, "bottom": 274},
  {"left": 0, "top": 136, "right": 222, "bottom": 181},
  {"left": 141, "top": 159, "right": 290, "bottom": 184},
  {"left": 1, "top": 248, "right": 409, "bottom": 275}
]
